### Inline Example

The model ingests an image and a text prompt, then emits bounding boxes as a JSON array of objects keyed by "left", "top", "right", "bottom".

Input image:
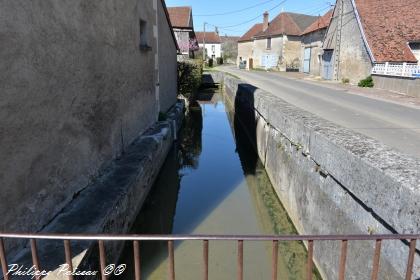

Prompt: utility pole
[
  {"left": 203, "top": 22, "right": 207, "bottom": 62},
  {"left": 334, "top": 0, "right": 344, "bottom": 81}
]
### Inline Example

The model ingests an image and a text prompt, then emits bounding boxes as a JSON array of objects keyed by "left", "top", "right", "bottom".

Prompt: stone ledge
[
  {"left": 8, "top": 101, "right": 184, "bottom": 280},
  {"left": 217, "top": 72, "right": 420, "bottom": 279}
]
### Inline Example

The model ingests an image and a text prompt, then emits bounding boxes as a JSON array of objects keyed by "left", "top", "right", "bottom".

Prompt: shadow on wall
[{"left": 233, "top": 83, "right": 258, "bottom": 175}]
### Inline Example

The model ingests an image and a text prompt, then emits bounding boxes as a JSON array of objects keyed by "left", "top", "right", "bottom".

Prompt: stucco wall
[
  {"left": 158, "top": 2, "right": 178, "bottom": 112},
  {"left": 253, "top": 36, "right": 283, "bottom": 68},
  {"left": 324, "top": 0, "right": 372, "bottom": 83},
  {"left": 301, "top": 30, "right": 326, "bottom": 76},
  {"left": 282, "top": 35, "right": 302, "bottom": 69},
  {"left": 199, "top": 43, "right": 222, "bottom": 59},
  {"left": 237, "top": 41, "right": 254, "bottom": 66},
  {"left": 373, "top": 75, "right": 420, "bottom": 98},
  {"left": 0, "top": 0, "right": 177, "bottom": 253}
]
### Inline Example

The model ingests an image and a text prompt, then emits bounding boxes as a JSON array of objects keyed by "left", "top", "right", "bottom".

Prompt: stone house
[
  {"left": 0, "top": 0, "right": 178, "bottom": 255},
  {"left": 196, "top": 32, "right": 222, "bottom": 60},
  {"left": 168, "top": 6, "right": 199, "bottom": 59},
  {"left": 300, "top": 10, "right": 333, "bottom": 76},
  {"left": 238, "top": 12, "right": 318, "bottom": 70},
  {"left": 237, "top": 23, "right": 264, "bottom": 69},
  {"left": 323, "top": 0, "right": 420, "bottom": 96}
]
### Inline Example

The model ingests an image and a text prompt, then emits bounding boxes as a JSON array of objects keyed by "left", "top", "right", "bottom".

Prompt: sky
[{"left": 165, "top": 0, "right": 334, "bottom": 36}]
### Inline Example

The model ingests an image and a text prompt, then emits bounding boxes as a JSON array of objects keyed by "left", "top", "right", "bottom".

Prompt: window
[
  {"left": 139, "top": 19, "right": 151, "bottom": 51},
  {"left": 267, "top": 37, "right": 272, "bottom": 49},
  {"left": 212, "top": 45, "right": 215, "bottom": 53}
]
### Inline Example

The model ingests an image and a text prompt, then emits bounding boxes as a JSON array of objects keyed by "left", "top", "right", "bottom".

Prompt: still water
[{"left": 117, "top": 88, "right": 320, "bottom": 280}]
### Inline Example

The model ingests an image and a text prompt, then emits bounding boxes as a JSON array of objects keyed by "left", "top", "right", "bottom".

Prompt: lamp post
[{"left": 203, "top": 22, "right": 207, "bottom": 62}]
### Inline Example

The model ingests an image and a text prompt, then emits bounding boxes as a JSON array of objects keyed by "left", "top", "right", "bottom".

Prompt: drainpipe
[{"left": 154, "top": 0, "right": 161, "bottom": 120}]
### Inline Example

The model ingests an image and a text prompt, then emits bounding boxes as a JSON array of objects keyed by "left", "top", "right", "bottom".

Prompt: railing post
[
  {"left": 133, "top": 241, "right": 141, "bottom": 280},
  {"left": 237, "top": 240, "right": 243, "bottom": 280},
  {"left": 0, "top": 238, "right": 10, "bottom": 280},
  {"left": 385, "top": 62, "right": 389, "bottom": 75},
  {"left": 338, "top": 240, "right": 348, "bottom": 280},
  {"left": 405, "top": 239, "right": 417, "bottom": 280},
  {"left": 30, "top": 239, "right": 41, "bottom": 280},
  {"left": 371, "top": 239, "right": 382, "bottom": 280},
  {"left": 63, "top": 240, "right": 74, "bottom": 280},
  {"left": 168, "top": 240, "right": 175, "bottom": 280},
  {"left": 272, "top": 240, "right": 279, "bottom": 280},
  {"left": 203, "top": 240, "right": 209, "bottom": 280},
  {"left": 306, "top": 240, "right": 314, "bottom": 280},
  {"left": 98, "top": 240, "right": 108, "bottom": 280},
  {"left": 402, "top": 62, "right": 407, "bottom": 77}
]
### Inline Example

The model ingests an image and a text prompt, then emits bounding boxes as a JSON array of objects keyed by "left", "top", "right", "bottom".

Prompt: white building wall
[{"left": 199, "top": 43, "right": 222, "bottom": 59}]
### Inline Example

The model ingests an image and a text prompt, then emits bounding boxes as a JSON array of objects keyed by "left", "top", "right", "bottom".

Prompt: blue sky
[{"left": 165, "top": 0, "right": 334, "bottom": 36}]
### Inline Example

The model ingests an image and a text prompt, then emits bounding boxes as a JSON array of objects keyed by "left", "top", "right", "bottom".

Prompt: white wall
[{"left": 199, "top": 43, "right": 222, "bottom": 59}]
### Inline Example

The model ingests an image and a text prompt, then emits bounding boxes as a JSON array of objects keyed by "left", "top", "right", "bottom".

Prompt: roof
[
  {"left": 354, "top": 0, "right": 420, "bottom": 62},
  {"left": 196, "top": 32, "right": 222, "bottom": 44},
  {"left": 302, "top": 10, "right": 333, "bottom": 35},
  {"left": 238, "top": 23, "right": 264, "bottom": 42},
  {"left": 257, "top": 12, "right": 318, "bottom": 38},
  {"left": 160, "top": 1, "right": 180, "bottom": 51},
  {"left": 221, "top": 36, "right": 240, "bottom": 43},
  {"left": 167, "top": 6, "right": 192, "bottom": 29}
]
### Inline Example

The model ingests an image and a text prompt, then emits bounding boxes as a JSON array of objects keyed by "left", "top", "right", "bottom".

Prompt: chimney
[{"left": 263, "top": 11, "right": 269, "bottom": 31}]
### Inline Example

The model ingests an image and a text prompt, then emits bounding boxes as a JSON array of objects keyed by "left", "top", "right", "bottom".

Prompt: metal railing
[
  {"left": 0, "top": 233, "right": 419, "bottom": 280},
  {"left": 372, "top": 62, "right": 420, "bottom": 78}
]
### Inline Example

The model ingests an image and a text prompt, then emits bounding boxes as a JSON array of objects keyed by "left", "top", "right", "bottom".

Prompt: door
[
  {"left": 303, "top": 48, "right": 311, "bottom": 73},
  {"left": 261, "top": 54, "right": 278, "bottom": 69},
  {"left": 322, "top": 50, "right": 334, "bottom": 80}
]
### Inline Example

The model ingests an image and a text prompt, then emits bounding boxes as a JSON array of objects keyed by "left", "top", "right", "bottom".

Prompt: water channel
[{"left": 116, "top": 87, "right": 321, "bottom": 280}]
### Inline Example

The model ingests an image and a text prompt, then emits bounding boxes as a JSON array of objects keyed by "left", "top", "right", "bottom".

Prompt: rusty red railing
[{"left": 0, "top": 233, "right": 418, "bottom": 280}]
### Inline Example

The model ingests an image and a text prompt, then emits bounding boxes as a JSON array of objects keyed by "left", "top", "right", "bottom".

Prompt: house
[
  {"left": 167, "top": 6, "right": 199, "bottom": 59},
  {"left": 238, "top": 11, "right": 318, "bottom": 70},
  {"left": 323, "top": 0, "right": 420, "bottom": 96},
  {"left": 196, "top": 31, "right": 222, "bottom": 60},
  {"left": 0, "top": 0, "right": 179, "bottom": 255},
  {"left": 300, "top": 10, "right": 333, "bottom": 76},
  {"left": 238, "top": 23, "right": 264, "bottom": 69}
]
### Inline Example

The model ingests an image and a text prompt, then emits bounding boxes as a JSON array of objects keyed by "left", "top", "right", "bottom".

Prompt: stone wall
[
  {"left": 373, "top": 75, "right": 420, "bottom": 98},
  {"left": 0, "top": 0, "right": 177, "bottom": 254},
  {"left": 218, "top": 73, "right": 420, "bottom": 280}
]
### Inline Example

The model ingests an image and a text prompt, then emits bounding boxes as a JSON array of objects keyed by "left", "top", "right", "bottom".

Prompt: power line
[
  {"left": 193, "top": 0, "right": 277, "bottom": 17},
  {"left": 216, "top": 0, "right": 288, "bottom": 29}
]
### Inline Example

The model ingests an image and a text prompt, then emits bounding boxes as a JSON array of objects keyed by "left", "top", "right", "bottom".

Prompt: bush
[
  {"left": 342, "top": 78, "right": 350, "bottom": 84},
  {"left": 358, "top": 76, "right": 374, "bottom": 87},
  {"left": 217, "top": 57, "right": 224, "bottom": 65},
  {"left": 208, "top": 58, "right": 214, "bottom": 68},
  {"left": 178, "top": 60, "right": 203, "bottom": 102}
]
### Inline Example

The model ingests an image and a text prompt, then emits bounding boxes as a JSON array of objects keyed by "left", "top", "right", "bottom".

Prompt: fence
[
  {"left": 372, "top": 62, "right": 420, "bottom": 78},
  {"left": 0, "top": 233, "right": 419, "bottom": 280}
]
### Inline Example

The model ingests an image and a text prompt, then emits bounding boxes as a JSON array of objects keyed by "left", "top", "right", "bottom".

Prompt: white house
[{"left": 196, "top": 32, "right": 222, "bottom": 60}]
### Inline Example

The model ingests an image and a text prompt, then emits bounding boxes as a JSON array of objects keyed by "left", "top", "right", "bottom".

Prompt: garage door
[{"left": 261, "top": 54, "right": 278, "bottom": 69}]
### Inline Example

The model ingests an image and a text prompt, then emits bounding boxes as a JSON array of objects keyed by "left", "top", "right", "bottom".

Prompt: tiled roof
[
  {"left": 258, "top": 12, "right": 318, "bottom": 37},
  {"left": 238, "top": 23, "right": 264, "bottom": 42},
  {"left": 355, "top": 0, "right": 420, "bottom": 62},
  {"left": 221, "top": 36, "right": 240, "bottom": 43},
  {"left": 167, "top": 7, "right": 192, "bottom": 29},
  {"left": 302, "top": 10, "right": 333, "bottom": 35},
  {"left": 196, "top": 32, "right": 222, "bottom": 44}
]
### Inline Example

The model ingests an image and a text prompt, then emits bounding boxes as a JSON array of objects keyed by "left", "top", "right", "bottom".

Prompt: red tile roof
[
  {"left": 167, "top": 7, "right": 192, "bottom": 29},
  {"left": 258, "top": 12, "right": 318, "bottom": 37},
  {"left": 238, "top": 24, "right": 264, "bottom": 42},
  {"left": 302, "top": 10, "right": 333, "bottom": 35},
  {"left": 355, "top": 0, "right": 420, "bottom": 62},
  {"left": 196, "top": 32, "right": 222, "bottom": 44}
]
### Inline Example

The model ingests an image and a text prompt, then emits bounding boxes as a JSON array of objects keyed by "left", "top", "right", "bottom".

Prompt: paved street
[{"left": 220, "top": 66, "right": 420, "bottom": 159}]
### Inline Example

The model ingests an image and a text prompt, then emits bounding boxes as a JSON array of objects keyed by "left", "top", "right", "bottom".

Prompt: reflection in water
[{"left": 116, "top": 88, "right": 321, "bottom": 280}]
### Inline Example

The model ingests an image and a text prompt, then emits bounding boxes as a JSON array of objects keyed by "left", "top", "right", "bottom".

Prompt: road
[{"left": 220, "top": 66, "right": 420, "bottom": 159}]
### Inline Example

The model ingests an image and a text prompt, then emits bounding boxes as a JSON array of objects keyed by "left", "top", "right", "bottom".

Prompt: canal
[{"left": 116, "top": 87, "right": 321, "bottom": 280}]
